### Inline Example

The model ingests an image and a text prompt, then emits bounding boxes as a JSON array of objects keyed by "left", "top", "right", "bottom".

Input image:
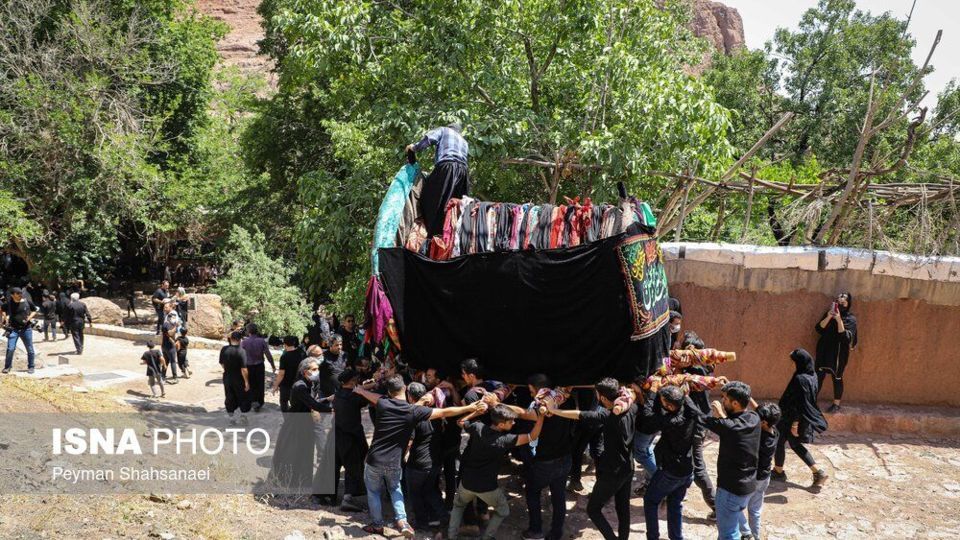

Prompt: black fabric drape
[
  {"left": 420, "top": 161, "right": 470, "bottom": 237},
  {"left": 378, "top": 234, "right": 669, "bottom": 385}
]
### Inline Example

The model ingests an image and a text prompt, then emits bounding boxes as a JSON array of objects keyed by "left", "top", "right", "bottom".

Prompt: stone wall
[{"left": 663, "top": 242, "right": 960, "bottom": 407}]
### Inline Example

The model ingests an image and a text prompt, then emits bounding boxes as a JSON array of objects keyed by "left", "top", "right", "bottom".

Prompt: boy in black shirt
[
  {"left": 448, "top": 403, "right": 544, "bottom": 540},
  {"left": 546, "top": 377, "right": 637, "bottom": 540},
  {"left": 739, "top": 403, "right": 781, "bottom": 540},
  {"left": 140, "top": 341, "right": 165, "bottom": 398}
]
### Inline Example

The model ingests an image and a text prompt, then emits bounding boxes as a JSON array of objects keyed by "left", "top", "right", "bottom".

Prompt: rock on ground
[
  {"left": 82, "top": 297, "right": 125, "bottom": 326},
  {"left": 188, "top": 294, "right": 225, "bottom": 340}
]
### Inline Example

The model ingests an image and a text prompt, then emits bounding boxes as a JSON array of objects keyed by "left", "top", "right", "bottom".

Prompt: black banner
[{"left": 378, "top": 234, "right": 670, "bottom": 385}]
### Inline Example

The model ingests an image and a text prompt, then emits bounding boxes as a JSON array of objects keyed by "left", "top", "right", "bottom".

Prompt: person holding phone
[{"left": 814, "top": 292, "right": 858, "bottom": 413}]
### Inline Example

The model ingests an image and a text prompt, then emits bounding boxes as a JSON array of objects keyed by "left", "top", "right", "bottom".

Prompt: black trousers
[
  {"left": 42, "top": 318, "right": 58, "bottom": 340},
  {"left": 526, "top": 455, "right": 570, "bottom": 538},
  {"left": 247, "top": 363, "right": 265, "bottom": 407},
  {"left": 334, "top": 431, "right": 368, "bottom": 497},
  {"left": 774, "top": 428, "right": 817, "bottom": 468},
  {"left": 406, "top": 466, "right": 446, "bottom": 526},
  {"left": 817, "top": 370, "right": 844, "bottom": 400},
  {"left": 161, "top": 343, "right": 177, "bottom": 378},
  {"left": 224, "top": 378, "right": 250, "bottom": 413},
  {"left": 441, "top": 445, "right": 459, "bottom": 506},
  {"left": 587, "top": 470, "right": 633, "bottom": 540},
  {"left": 279, "top": 385, "right": 292, "bottom": 412},
  {"left": 155, "top": 309, "right": 164, "bottom": 334},
  {"left": 692, "top": 427, "right": 716, "bottom": 508},
  {"left": 570, "top": 420, "right": 603, "bottom": 482},
  {"left": 420, "top": 160, "right": 469, "bottom": 237},
  {"left": 70, "top": 326, "right": 85, "bottom": 354}
]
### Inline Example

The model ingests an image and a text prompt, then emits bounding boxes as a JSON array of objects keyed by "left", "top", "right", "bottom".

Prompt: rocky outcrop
[
  {"left": 195, "top": 0, "right": 275, "bottom": 84},
  {"left": 687, "top": 0, "right": 746, "bottom": 74},
  {"left": 188, "top": 293, "right": 226, "bottom": 340},
  {"left": 82, "top": 297, "right": 125, "bottom": 326}
]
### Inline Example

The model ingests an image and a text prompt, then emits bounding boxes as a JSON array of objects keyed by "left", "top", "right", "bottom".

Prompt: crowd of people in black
[
  {"left": 0, "top": 273, "right": 858, "bottom": 540},
  {"left": 196, "top": 291, "right": 858, "bottom": 540}
]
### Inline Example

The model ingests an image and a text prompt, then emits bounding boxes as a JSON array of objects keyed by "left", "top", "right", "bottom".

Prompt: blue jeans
[
  {"left": 633, "top": 431, "right": 657, "bottom": 477},
  {"left": 4, "top": 327, "right": 35, "bottom": 370},
  {"left": 738, "top": 476, "right": 770, "bottom": 538},
  {"left": 643, "top": 469, "right": 693, "bottom": 540},
  {"left": 364, "top": 462, "right": 406, "bottom": 527},
  {"left": 715, "top": 487, "right": 751, "bottom": 540}
]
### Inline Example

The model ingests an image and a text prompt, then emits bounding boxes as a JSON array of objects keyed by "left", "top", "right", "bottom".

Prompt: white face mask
[
  {"left": 306, "top": 371, "right": 319, "bottom": 382},
  {"left": 670, "top": 324, "right": 681, "bottom": 334}
]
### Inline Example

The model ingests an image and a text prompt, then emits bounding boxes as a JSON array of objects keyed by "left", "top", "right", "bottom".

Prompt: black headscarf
[
  {"left": 838, "top": 292, "right": 858, "bottom": 348},
  {"left": 779, "top": 348, "right": 827, "bottom": 441}
]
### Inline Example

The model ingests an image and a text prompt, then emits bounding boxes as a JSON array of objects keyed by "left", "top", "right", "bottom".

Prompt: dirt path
[{"left": 0, "top": 334, "right": 958, "bottom": 539}]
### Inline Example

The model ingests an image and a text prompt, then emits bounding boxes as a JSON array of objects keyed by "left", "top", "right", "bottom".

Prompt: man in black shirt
[
  {"left": 522, "top": 374, "right": 573, "bottom": 540},
  {"left": 547, "top": 378, "right": 636, "bottom": 540},
  {"left": 219, "top": 331, "right": 251, "bottom": 424},
  {"left": 333, "top": 369, "right": 371, "bottom": 513},
  {"left": 2, "top": 287, "right": 38, "bottom": 374},
  {"left": 405, "top": 382, "right": 447, "bottom": 530},
  {"left": 336, "top": 314, "right": 360, "bottom": 364},
  {"left": 151, "top": 280, "right": 169, "bottom": 334},
  {"left": 739, "top": 403, "right": 781, "bottom": 540},
  {"left": 354, "top": 375, "right": 480, "bottom": 537},
  {"left": 702, "top": 381, "right": 761, "bottom": 540},
  {"left": 272, "top": 336, "right": 306, "bottom": 412},
  {"left": 640, "top": 385, "right": 700, "bottom": 540},
  {"left": 141, "top": 341, "right": 165, "bottom": 398},
  {"left": 65, "top": 293, "right": 92, "bottom": 355},
  {"left": 448, "top": 403, "right": 544, "bottom": 540},
  {"left": 41, "top": 293, "right": 59, "bottom": 341}
]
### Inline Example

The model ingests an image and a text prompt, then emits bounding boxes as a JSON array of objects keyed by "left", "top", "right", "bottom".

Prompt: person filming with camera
[{"left": 2, "top": 287, "right": 40, "bottom": 374}]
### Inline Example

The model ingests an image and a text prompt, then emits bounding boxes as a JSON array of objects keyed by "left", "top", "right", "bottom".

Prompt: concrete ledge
[
  {"left": 819, "top": 402, "right": 960, "bottom": 438},
  {"left": 663, "top": 242, "right": 960, "bottom": 307},
  {"left": 87, "top": 324, "right": 227, "bottom": 351}
]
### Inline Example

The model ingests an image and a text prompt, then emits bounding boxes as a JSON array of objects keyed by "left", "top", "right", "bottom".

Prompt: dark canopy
[{"left": 378, "top": 234, "right": 670, "bottom": 385}]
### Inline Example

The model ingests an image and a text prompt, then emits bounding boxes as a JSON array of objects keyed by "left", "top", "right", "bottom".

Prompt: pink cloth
[{"left": 363, "top": 275, "right": 394, "bottom": 344}]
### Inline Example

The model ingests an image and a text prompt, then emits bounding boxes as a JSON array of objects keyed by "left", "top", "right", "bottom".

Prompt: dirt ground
[{"left": 1, "top": 334, "right": 958, "bottom": 539}]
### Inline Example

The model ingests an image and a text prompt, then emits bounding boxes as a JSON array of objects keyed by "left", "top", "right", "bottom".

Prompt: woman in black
[
  {"left": 814, "top": 292, "right": 858, "bottom": 413},
  {"left": 269, "top": 358, "right": 337, "bottom": 503},
  {"left": 772, "top": 348, "right": 829, "bottom": 489}
]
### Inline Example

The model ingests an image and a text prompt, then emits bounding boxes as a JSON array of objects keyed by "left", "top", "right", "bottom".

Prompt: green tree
[
  {"left": 213, "top": 225, "right": 311, "bottom": 337},
  {"left": 0, "top": 0, "right": 226, "bottom": 286},
  {"left": 249, "top": 0, "right": 734, "bottom": 311}
]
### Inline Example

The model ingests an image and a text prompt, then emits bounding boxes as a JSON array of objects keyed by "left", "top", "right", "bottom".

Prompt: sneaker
[
  {"left": 742, "top": 534, "right": 755, "bottom": 540},
  {"left": 427, "top": 520, "right": 442, "bottom": 528},
  {"left": 522, "top": 530, "right": 545, "bottom": 539},
  {"left": 813, "top": 469, "right": 829, "bottom": 488},
  {"left": 1, "top": 368, "right": 8, "bottom": 374},
  {"left": 770, "top": 469, "right": 787, "bottom": 482},
  {"left": 339, "top": 495, "right": 363, "bottom": 512},
  {"left": 567, "top": 478, "right": 583, "bottom": 492},
  {"left": 707, "top": 510, "right": 716, "bottom": 521},
  {"left": 362, "top": 524, "right": 384, "bottom": 535},
  {"left": 27, "top": 368, "right": 35, "bottom": 374},
  {"left": 160, "top": 394, "right": 166, "bottom": 398},
  {"left": 397, "top": 519, "right": 415, "bottom": 538},
  {"left": 826, "top": 403, "right": 841, "bottom": 414}
]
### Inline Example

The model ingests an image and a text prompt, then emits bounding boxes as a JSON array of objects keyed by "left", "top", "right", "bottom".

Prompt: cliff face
[
  {"left": 195, "top": 0, "right": 272, "bottom": 77},
  {"left": 691, "top": 0, "right": 746, "bottom": 55},
  {"left": 194, "top": 0, "right": 745, "bottom": 81}
]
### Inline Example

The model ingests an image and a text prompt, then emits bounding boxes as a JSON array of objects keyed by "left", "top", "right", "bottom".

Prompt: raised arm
[
  {"left": 516, "top": 411, "right": 545, "bottom": 446},
  {"left": 499, "top": 403, "right": 540, "bottom": 421},
  {"left": 430, "top": 401, "right": 484, "bottom": 421},
  {"left": 353, "top": 386, "right": 383, "bottom": 406}
]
